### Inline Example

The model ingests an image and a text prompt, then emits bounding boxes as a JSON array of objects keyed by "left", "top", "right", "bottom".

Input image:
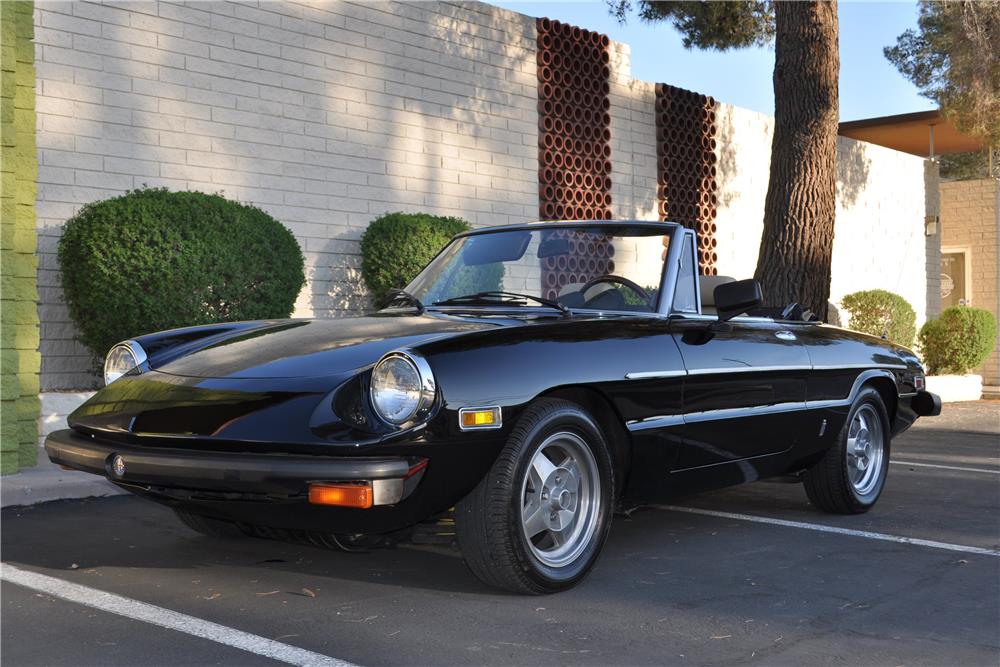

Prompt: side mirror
[{"left": 714, "top": 279, "right": 763, "bottom": 322}]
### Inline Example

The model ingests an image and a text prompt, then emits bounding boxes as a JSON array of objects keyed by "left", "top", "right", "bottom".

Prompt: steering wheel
[{"left": 580, "top": 275, "right": 649, "bottom": 304}]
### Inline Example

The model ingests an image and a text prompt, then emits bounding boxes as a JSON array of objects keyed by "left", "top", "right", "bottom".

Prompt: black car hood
[{"left": 152, "top": 314, "right": 501, "bottom": 379}]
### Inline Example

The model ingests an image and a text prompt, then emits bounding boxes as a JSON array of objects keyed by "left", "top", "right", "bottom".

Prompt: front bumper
[
  {"left": 45, "top": 428, "right": 416, "bottom": 499},
  {"left": 912, "top": 390, "right": 942, "bottom": 417}
]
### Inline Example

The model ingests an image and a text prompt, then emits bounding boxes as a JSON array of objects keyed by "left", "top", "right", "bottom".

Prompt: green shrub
[
  {"left": 58, "top": 188, "right": 305, "bottom": 360},
  {"left": 841, "top": 289, "right": 917, "bottom": 347},
  {"left": 360, "top": 212, "right": 471, "bottom": 304},
  {"left": 918, "top": 306, "right": 998, "bottom": 375}
]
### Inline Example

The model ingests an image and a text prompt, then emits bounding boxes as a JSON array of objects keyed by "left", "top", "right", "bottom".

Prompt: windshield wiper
[
  {"left": 384, "top": 288, "right": 425, "bottom": 314},
  {"left": 433, "top": 291, "right": 570, "bottom": 318}
]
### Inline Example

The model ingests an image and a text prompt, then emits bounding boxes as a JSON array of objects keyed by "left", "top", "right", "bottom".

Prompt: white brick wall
[
  {"left": 35, "top": 0, "right": 539, "bottom": 389},
  {"left": 713, "top": 101, "right": 935, "bottom": 330},
  {"left": 34, "top": 1, "right": 937, "bottom": 389},
  {"left": 607, "top": 40, "right": 657, "bottom": 221}
]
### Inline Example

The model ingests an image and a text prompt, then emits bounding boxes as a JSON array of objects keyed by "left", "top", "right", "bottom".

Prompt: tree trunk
[{"left": 754, "top": 1, "right": 840, "bottom": 321}]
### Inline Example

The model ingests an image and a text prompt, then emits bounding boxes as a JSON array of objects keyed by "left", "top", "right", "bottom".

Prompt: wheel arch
[
  {"left": 539, "top": 385, "right": 632, "bottom": 497},
  {"left": 861, "top": 375, "right": 898, "bottom": 428}
]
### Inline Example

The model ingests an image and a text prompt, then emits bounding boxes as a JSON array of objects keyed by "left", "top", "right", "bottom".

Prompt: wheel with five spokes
[
  {"left": 456, "top": 398, "right": 615, "bottom": 594},
  {"left": 803, "top": 387, "right": 891, "bottom": 514}
]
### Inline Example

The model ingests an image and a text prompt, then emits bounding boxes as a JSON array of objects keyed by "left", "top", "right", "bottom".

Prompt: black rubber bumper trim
[
  {"left": 912, "top": 390, "right": 942, "bottom": 417},
  {"left": 44, "top": 429, "right": 412, "bottom": 494}
]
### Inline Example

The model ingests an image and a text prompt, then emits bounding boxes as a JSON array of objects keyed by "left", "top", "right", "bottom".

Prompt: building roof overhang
[{"left": 839, "top": 110, "right": 986, "bottom": 157}]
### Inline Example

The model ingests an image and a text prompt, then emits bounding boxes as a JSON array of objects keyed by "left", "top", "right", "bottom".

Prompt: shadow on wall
[
  {"left": 714, "top": 104, "right": 741, "bottom": 211},
  {"left": 826, "top": 301, "right": 842, "bottom": 327},
  {"left": 316, "top": 231, "right": 370, "bottom": 314},
  {"left": 837, "top": 138, "right": 871, "bottom": 208},
  {"left": 313, "top": 4, "right": 538, "bottom": 317}
]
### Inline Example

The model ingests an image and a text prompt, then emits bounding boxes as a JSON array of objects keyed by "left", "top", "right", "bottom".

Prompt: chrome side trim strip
[
  {"left": 629, "top": 402, "right": 806, "bottom": 432},
  {"left": 686, "top": 365, "right": 813, "bottom": 375},
  {"left": 805, "top": 399, "right": 851, "bottom": 410},
  {"left": 627, "top": 369, "right": 903, "bottom": 432},
  {"left": 683, "top": 401, "right": 807, "bottom": 423},
  {"left": 624, "top": 370, "right": 687, "bottom": 380},
  {"left": 681, "top": 363, "right": 907, "bottom": 376},
  {"left": 627, "top": 415, "right": 685, "bottom": 432}
]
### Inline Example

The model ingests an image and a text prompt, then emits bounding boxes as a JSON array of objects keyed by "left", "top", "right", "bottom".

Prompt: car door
[{"left": 671, "top": 317, "right": 811, "bottom": 470}]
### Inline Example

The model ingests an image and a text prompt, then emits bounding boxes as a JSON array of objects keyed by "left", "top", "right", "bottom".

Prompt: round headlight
[
  {"left": 104, "top": 341, "right": 146, "bottom": 385},
  {"left": 370, "top": 352, "right": 435, "bottom": 425}
]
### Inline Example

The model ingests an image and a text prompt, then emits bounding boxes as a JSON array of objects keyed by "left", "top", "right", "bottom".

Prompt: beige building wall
[
  {"left": 713, "top": 102, "right": 936, "bottom": 330},
  {"left": 940, "top": 178, "right": 1000, "bottom": 384}
]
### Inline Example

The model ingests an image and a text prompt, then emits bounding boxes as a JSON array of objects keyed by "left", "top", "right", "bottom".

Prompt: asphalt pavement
[{"left": 3, "top": 401, "right": 998, "bottom": 666}]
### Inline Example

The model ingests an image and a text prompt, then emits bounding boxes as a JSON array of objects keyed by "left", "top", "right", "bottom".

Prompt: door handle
[{"left": 775, "top": 330, "right": 797, "bottom": 341}]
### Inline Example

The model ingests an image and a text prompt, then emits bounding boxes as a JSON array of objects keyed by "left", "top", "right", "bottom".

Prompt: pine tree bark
[{"left": 754, "top": 1, "right": 840, "bottom": 320}]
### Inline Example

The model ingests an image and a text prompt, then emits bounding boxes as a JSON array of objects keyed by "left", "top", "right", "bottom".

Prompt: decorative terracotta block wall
[
  {"left": 655, "top": 84, "right": 719, "bottom": 275},
  {"left": 536, "top": 18, "right": 614, "bottom": 300},
  {"left": 536, "top": 17, "right": 612, "bottom": 222}
]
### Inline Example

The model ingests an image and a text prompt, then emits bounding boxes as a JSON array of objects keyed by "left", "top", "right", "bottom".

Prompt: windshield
[{"left": 404, "top": 226, "right": 671, "bottom": 313}]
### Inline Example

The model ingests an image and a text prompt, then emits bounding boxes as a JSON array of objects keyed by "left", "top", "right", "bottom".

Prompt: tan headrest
[{"left": 699, "top": 275, "right": 736, "bottom": 307}]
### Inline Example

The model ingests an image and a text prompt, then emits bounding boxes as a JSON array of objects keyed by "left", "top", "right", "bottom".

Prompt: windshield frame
[{"left": 397, "top": 221, "right": 693, "bottom": 317}]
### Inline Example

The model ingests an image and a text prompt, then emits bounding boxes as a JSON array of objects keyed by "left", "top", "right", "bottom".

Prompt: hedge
[
  {"left": 918, "top": 306, "right": 997, "bottom": 375},
  {"left": 841, "top": 289, "right": 917, "bottom": 347},
  {"left": 58, "top": 188, "right": 305, "bottom": 362},
  {"left": 360, "top": 212, "right": 471, "bottom": 305}
]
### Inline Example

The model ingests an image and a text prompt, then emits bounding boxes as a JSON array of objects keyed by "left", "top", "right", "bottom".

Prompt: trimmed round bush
[
  {"left": 918, "top": 306, "right": 997, "bottom": 375},
  {"left": 360, "top": 212, "right": 470, "bottom": 305},
  {"left": 841, "top": 289, "right": 917, "bottom": 347},
  {"left": 59, "top": 188, "right": 305, "bottom": 360}
]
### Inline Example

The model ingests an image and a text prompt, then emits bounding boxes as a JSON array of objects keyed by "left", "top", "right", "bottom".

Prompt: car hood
[{"left": 152, "top": 314, "right": 502, "bottom": 379}]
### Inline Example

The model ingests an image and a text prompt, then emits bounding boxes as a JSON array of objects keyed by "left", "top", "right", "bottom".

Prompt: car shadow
[{"left": 1, "top": 493, "right": 765, "bottom": 598}]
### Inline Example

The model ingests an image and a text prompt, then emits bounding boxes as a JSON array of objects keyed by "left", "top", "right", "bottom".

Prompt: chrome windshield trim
[
  {"left": 454, "top": 219, "right": 682, "bottom": 239},
  {"left": 423, "top": 305, "right": 667, "bottom": 318},
  {"left": 812, "top": 363, "right": 908, "bottom": 371},
  {"left": 656, "top": 224, "right": 686, "bottom": 316}
]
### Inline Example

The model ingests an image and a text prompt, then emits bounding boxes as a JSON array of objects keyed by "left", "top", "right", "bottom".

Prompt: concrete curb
[{"left": 1, "top": 455, "right": 126, "bottom": 509}]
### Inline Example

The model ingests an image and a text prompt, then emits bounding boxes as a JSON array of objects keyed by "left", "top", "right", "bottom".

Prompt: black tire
[
  {"left": 803, "top": 387, "right": 892, "bottom": 514},
  {"left": 455, "top": 398, "right": 615, "bottom": 594},
  {"left": 174, "top": 509, "right": 245, "bottom": 539}
]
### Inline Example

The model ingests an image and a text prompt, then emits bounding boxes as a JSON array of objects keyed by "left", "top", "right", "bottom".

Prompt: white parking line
[
  {"left": 892, "top": 460, "right": 1000, "bottom": 475},
  {"left": 653, "top": 505, "right": 1000, "bottom": 558},
  {"left": 0, "top": 564, "right": 356, "bottom": 667}
]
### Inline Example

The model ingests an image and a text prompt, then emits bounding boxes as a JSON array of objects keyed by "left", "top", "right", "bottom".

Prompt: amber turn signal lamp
[
  {"left": 308, "top": 482, "right": 373, "bottom": 508},
  {"left": 459, "top": 406, "right": 502, "bottom": 430}
]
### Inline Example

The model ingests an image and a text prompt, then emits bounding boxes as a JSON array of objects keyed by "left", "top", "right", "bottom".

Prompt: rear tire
[
  {"left": 174, "top": 509, "right": 245, "bottom": 539},
  {"left": 455, "top": 398, "right": 615, "bottom": 594},
  {"left": 803, "top": 387, "right": 891, "bottom": 514}
]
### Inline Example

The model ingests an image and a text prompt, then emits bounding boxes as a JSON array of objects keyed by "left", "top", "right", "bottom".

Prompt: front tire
[
  {"left": 456, "top": 398, "right": 615, "bottom": 594},
  {"left": 803, "top": 387, "right": 891, "bottom": 514},
  {"left": 174, "top": 509, "right": 245, "bottom": 539}
]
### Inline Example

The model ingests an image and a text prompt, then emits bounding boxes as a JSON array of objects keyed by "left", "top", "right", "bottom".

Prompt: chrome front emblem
[{"left": 112, "top": 455, "right": 126, "bottom": 477}]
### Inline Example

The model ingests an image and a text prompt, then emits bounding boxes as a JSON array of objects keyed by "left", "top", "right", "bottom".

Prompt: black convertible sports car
[{"left": 47, "top": 221, "right": 941, "bottom": 594}]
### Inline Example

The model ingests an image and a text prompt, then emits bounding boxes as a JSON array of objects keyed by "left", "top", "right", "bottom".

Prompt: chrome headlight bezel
[
  {"left": 369, "top": 350, "right": 436, "bottom": 426},
  {"left": 103, "top": 340, "right": 147, "bottom": 386}
]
